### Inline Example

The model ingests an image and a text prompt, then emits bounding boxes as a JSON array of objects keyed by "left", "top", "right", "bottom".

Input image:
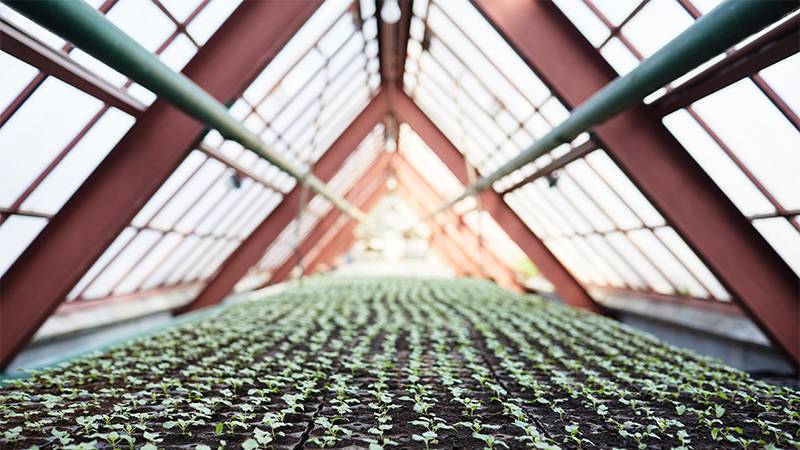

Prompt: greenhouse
[{"left": 0, "top": 0, "right": 798, "bottom": 449}]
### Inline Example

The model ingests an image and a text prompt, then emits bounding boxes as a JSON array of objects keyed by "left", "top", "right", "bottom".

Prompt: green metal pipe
[
  {"left": 430, "top": 0, "right": 798, "bottom": 217},
  {"left": 2, "top": 0, "right": 369, "bottom": 223}
]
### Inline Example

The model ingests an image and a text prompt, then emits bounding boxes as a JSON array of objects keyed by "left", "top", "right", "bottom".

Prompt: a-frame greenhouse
[{"left": 0, "top": 0, "right": 798, "bottom": 448}]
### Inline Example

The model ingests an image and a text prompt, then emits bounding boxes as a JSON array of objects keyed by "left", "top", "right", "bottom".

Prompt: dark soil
[{"left": 1, "top": 277, "right": 797, "bottom": 449}]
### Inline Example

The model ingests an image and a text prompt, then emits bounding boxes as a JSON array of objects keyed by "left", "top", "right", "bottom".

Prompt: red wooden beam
[
  {"left": 304, "top": 180, "right": 477, "bottom": 278},
  {"left": 304, "top": 182, "right": 391, "bottom": 274},
  {"left": 475, "top": 0, "right": 798, "bottom": 366},
  {"left": 430, "top": 237, "right": 472, "bottom": 277},
  {"left": 0, "top": 18, "right": 145, "bottom": 117},
  {"left": 393, "top": 155, "right": 522, "bottom": 290},
  {"left": 391, "top": 88, "right": 605, "bottom": 314},
  {"left": 377, "top": 0, "right": 413, "bottom": 87},
  {"left": 267, "top": 152, "right": 395, "bottom": 285},
  {"left": 396, "top": 180, "right": 504, "bottom": 283},
  {"left": 395, "top": 181, "right": 488, "bottom": 279},
  {"left": 0, "top": 1, "right": 320, "bottom": 369},
  {"left": 176, "top": 90, "right": 391, "bottom": 313}
]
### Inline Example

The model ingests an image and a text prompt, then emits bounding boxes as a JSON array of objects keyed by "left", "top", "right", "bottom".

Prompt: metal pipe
[
  {"left": 2, "top": 0, "right": 369, "bottom": 223},
  {"left": 426, "top": 0, "right": 798, "bottom": 217}
]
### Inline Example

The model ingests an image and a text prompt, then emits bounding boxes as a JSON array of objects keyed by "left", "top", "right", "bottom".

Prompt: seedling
[
  {"left": 1, "top": 278, "right": 799, "bottom": 450},
  {"left": 457, "top": 420, "right": 500, "bottom": 434},
  {"left": 411, "top": 431, "right": 438, "bottom": 450},
  {"left": 473, "top": 432, "right": 509, "bottom": 449}
]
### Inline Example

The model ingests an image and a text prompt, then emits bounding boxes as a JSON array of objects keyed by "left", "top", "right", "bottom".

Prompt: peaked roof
[{"left": 0, "top": 0, "right": 797, "bottom": 368}]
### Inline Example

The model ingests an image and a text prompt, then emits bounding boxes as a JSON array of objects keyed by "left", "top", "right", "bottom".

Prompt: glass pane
[
  {"left": 663, "top": 109, "right": 774, "bottom": 216},
  {"left": 0, "top": 52, "right": 38, "bottom": 112},
  {"left": 159, "top": 34, "right": 198, "bottom": 72},
  {"left": 81, "top": 229, "right": 162, "bottom": 299},
  {"left": 606, "top": 231, "right": 673, "bottom": 294},
  {"left": 107, "top": 0, "right": 176, "bottom": 53},
  {"left": 759, "top": 53, "right": 800, "bottom": 118},
  {"left": 186, "top": 0, "right": 243, "bottom": 45},
  {"left": 182, "top": 238, "right": 229, "bottom": 282},
  {"left": 0, "top": 215, "right": 47, "bottom": 277},
  {"left": 654, "top": 227, "right": 730, "bottom": 300},
  {"left": 692, "top": 79, "right": 800, "bottom": 210},
  {"left": 22, "top": 108, "right": 136, "bottom": 214},
  {"left": 753, "top": 217, "right": 800, "bottom": 277},
  {"left": 565, "top": 159, "right": 642, "bottom": 230},
  {"left": 173, "top": 174, "right": 232, "bottom": 233},
  {"left": 621, "top": 0, "right": 693, "bottom": 58},
  {"left": 572, "top": 236, "right": 625, "bottom": 287},
  {"left": 165, "top": 237, "right": 216, "bottom": 285},
  {"left": 628, "top": 229, "right": 707, "bottom": 298},
  {"left": 551, "top": 0, "right": 609, "bottom": 47},
  {"left": 585, "top": 151, "right": 664, "bottom": 226},
  {"left": 68, "top": 228, "right": 137, "bottom": 301},
  {"left": 131, "top": 151, "right": 207, "bottom": 226},
  {"left": 588, "top": 234, "right": 646, "bottom": 289},
  {"left": 590, "top": 0, "right": 643, "bottom": 26},
  {"left": 141, "top": 235, "right": 198, "bottom": 289},
  {"left": 600, "top": 37, "right": 639, "bottom": 76},
  {"left": 159, "top": 0, "right": 205, "bottom": 23},
  {"left": 113, "top": 232, "right": 183, "bottom": 295},
  {"left": 0, "top": 78, "right": 102, "bottom": 206},
  {"left": 149, "top": 158, "right": 227, "bottom": 230}
]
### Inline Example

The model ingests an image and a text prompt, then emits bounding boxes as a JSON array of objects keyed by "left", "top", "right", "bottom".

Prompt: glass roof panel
[
  {"left": 20, "top": 108, "right": 135, "bottom": 215},
  {"left": 621, "top": 0, "right": 694, "bottom": 58},
  {"left": 0, "top": 78, "right": 103, "bottom": 206},
  {"left": 753, "top": 218, "right": 800, "bottom": 276},
  {"left": 0, "top": 52, "right": 37, "bottom": 111},
  {"left": 0, "top": 0, "right": 226, "bottom": 280},
  {"left": 550, "top": 0, "right": 800, "bottom": 279},
  {"left": 759, "top": 53, "right": 800, "bottom": 116},
  {"left": 255, "top": 125, "right": 384, "bottom": 275},
  {"left": 139, "top": 235, "right": 198, "bottom": 291},
  {"left": 159, "top": 0, "right": 205, "bottom": 24},
  {"left": 0, "top": 215, "right": 48, "bottom": 276},
  {"left": 79, "top": 228, "right": 162, "bottom": 300},
  {"left": 185, "top": 0, "right": 243, "bottom": 45},
  {"left": 5, "top": 0, "right": 379, "bottom": 304},
  {"left": 113, "top": 231, "right": 183, "bottom": 295},
  {"left": 404, "top": 0, "right": 735, "bottom": 302},
  {"left": 691, "top": 79, "right": 800, "bottom": 210},
  {"left": 391, "top": 126, "right": 537, "bottom": 280},
  {"left": 106, "top": 0, "right": 177, "bottom": 53}
]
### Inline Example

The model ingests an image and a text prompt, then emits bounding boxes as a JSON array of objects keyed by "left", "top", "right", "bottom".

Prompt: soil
[{"left": 1, "top": 278, "right": 797, "bottom": 449}]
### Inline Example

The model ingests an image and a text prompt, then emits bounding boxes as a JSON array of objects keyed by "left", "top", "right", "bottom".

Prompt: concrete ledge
[
  {"left": 589, "top": 288, "right": 794, "bottom": 374},
  {"left": 4, "top": 283, "right": 289, "bottom": 374}
]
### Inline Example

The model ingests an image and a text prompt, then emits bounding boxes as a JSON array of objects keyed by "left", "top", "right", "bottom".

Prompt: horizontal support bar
[
  {"left": 0, "top": 17, "right": 145, "bottom": 117},
  {"left": 498, "top": 139, "right": 598, "bottom": 195}
]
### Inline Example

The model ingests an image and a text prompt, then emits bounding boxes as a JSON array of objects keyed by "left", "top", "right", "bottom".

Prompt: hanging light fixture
[{"left": 381, "top": 0, "right": 401, "bottom": 24}]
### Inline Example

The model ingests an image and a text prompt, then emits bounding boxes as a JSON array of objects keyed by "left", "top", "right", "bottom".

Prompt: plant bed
[{"left": 1, "top": 277, "right": 798, "bottom": 449}]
